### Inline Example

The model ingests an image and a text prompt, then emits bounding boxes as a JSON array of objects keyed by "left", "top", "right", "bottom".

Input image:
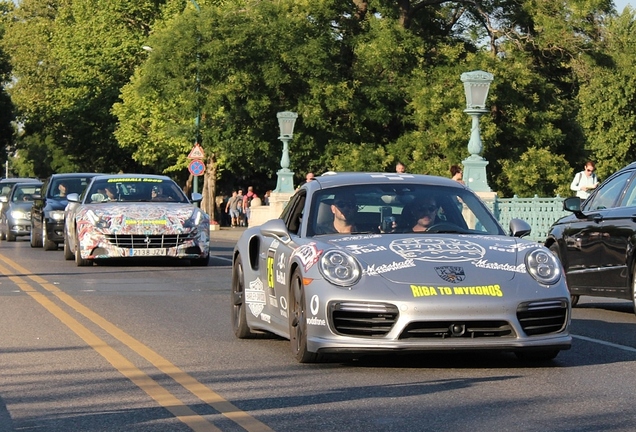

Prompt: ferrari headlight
[
  {"left": 190, "top": 208, "right": 204, "bottom": 226},
  {"left": 49, "top": 210, "right": 65, "bottom": 221},
  {"left": 319, "top": 250, "right": 361, "bottom": 287},
  {"left": 10, "top": 210, "right": 30, "bottom": 220},
  {"left": 85, "top": 209, "right": 101, "bottom": 226},
  {"left": 525, "top": 248, "right": 561, "bottom": 285}
]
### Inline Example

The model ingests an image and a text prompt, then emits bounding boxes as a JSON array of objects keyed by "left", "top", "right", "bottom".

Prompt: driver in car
[{"left": 410, "top": 198, "right": 439, "bottom": 232}]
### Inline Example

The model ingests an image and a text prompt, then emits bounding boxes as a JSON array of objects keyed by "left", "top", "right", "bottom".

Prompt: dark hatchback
[
  {"left": 546, "top": 161, "right": 636, "bottom": 309},
  {"left": 30, "top": 173, "right": 100, "bottom": 250}
]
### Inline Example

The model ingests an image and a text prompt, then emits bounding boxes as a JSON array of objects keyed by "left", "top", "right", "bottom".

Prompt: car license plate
[{"left": 130, "top": 248, "right": 166, "bottom": 257}]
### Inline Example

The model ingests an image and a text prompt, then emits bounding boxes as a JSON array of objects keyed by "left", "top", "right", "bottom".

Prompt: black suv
[
  {"left": 546, "top": 161, "right": 636, "bottom": 310},
  {"left": 30, "top": 173, "right": 100, "bottom": 250}
]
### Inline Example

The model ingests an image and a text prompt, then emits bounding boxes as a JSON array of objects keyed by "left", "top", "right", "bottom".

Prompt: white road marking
[{"left": 573, "top": 334, "right": 636, "bottom": 353}]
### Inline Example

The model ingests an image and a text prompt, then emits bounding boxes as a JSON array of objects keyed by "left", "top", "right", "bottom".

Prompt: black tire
[
  {"left": 63, "top": 235, "right": 74, "bottom": 261},
  {"left": 549, "top": 243, "right": 579, "bottom": 307},
  {"left": 289, "top": 268, "right": 320, "bottom": 363},
  {"left": 7, "top": 230, "right": 16, "bottom": 242},
  {"left": 631, "top": 265, "right": 636, "bottom": 317},
  {"left": 515, "top": 350, "right": 560, "bottom": 362},
  {"left": 74, "top": 232, "right": 92, "bottom": 266},
  {"left": 30, "top": 222, "right": 43, "bottom": 248},
  {"left": 231, "top": 255, "right": 256, "bottom": 338},
  {"left": 43, "top": 224, "right": 57, "bottom": 251}
]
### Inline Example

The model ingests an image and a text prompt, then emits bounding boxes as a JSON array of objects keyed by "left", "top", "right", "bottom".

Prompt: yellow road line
[
  {"left": 0, "top": 263, "right": 219, "bottom": 432},
  {"left": 0, "top": 255, "right": 273, "bottom": 432}
]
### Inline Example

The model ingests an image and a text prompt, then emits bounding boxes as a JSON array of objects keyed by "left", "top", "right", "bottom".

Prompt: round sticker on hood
[{"left": 389, "top": 237, "right": 485, "bottom": 262}]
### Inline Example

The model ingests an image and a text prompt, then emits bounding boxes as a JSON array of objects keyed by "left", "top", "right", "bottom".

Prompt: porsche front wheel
[
  {"left": 231, "top": 254, "right": 255, "bottom": 338},
  {"left": 289, "top": 268, "right": 320, "bottom": 363}
]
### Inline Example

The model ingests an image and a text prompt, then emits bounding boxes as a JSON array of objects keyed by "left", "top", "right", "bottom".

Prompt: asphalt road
[{"left": 2, "top": 235, "right": 636, "bottom": 431}]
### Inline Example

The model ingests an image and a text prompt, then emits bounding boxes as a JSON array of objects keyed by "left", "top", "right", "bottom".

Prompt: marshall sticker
[
  {"left": 472, "top": 259, "right": 526, "bottom": 273},
  {"left": 364, "top": 259, "right": 416, "bottom": 276}
]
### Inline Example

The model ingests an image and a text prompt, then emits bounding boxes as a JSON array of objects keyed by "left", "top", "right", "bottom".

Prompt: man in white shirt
[{"left": 570, "top": 161, "right": 599, "bottom": 200}]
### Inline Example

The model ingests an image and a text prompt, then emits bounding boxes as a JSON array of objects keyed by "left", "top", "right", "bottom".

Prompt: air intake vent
[
  {"left": 104, "top": 233, "right": 195, "bottom": 249},
  {"left": 517, "top": 299, "right": 568, "bottom": 336},
  {"left": 399, "top": 321, "right": 514, "bottom": 339},
  {"left": 329, "top": 302, "right": 399, "bottom": 337}
]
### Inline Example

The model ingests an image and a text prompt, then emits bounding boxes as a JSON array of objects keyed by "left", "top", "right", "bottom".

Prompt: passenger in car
[{"left": 314, "top": 194, "right": 358, "bottom": 234}]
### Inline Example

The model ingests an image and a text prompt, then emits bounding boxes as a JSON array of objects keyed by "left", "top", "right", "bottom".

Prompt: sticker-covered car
[
  {"left": 231, "top": 172, "right": 572, "bottom": 363},
  {"left": 64, "top": 174, "right": 209, "bottom": 266}
]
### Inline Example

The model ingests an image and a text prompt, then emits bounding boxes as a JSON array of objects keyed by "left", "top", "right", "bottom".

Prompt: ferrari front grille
[
  {"left": 516, "top": 299, "right": 569, "bottom": 336},
  {"left": 399, "top": 321, "right": 514, "bottom": 339},
  {"left": 329, "top": 302, "right": 399, "bottom": 337},
  {"left": 104, "top": 233, "right": 195, "bottom": 249}
]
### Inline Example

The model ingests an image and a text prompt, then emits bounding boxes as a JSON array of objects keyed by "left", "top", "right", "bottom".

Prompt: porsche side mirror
[{"left": 509, "top": 218, "right": 532, "bottom": 238}]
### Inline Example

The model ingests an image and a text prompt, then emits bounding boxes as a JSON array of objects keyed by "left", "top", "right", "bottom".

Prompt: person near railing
[{"left": 570, "top": 160, "right": 599, "bottom": 200}]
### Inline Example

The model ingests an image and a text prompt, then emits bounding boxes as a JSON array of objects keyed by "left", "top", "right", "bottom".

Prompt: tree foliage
[{"left": 2, "top": 0, "right": 636, "bottom": 206}]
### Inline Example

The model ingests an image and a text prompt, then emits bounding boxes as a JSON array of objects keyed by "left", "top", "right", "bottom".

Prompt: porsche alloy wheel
[
  {"left": 549, "top": 243, "right": 578, "bottom": 307},
  {"left": 289, "top": 268, "right": 320, "bottom": 363},
  {"left": 231, "top": 254, "right": 255, "bottom": 338}
]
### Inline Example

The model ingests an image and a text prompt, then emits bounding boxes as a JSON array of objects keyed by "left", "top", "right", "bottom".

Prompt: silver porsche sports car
[{"left": 231, "top": 173, "right": 572, "bottom": 363}]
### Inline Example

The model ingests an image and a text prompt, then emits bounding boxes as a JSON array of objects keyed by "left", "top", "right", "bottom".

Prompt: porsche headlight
[
  {"left": 10, "top": 210, "right": 30, "bottom": 220},
  {"left": 525, "top": 248, "right": 561, "bottom": 285},
  {"left": 319, "top": 250, "right": 361, "bottom": 287},
  {"left": 49, "top": 210, "right": 65, "bottom": 221}
]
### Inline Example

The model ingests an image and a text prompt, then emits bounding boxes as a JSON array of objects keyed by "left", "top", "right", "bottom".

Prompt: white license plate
[{"left": 130, "top": 248, "right": 167, "bottom": 257}]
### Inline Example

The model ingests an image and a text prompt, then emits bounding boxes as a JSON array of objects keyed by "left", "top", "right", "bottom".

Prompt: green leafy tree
[
  {"left": 578, "top": 8, "right": 636, "bottom": 181},
  {"left": 2, "top": 0, "right": 171, "bottom": 177}
]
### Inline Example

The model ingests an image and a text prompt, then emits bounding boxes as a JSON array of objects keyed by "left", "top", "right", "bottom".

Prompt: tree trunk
[{"left": 201, "top": 153, "right": 218, "bottom": 220}]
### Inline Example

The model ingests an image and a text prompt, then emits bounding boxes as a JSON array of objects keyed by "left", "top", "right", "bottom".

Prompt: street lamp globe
[
  {"left": 274, "top": 111, "right": 298, "bottom": 193},
  {"left": 461, "top": 70, "right": 493, "bottom": 110},
  {"left": 277, "top": 111, "right": 298, "bottom": 138}
]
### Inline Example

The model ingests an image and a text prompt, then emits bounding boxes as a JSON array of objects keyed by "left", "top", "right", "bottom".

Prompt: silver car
[
  {"left": 0, "top": 181, "right": 43, "bottom": 241},
  {"left": 231, "top": 172, "right": 572, "bottom": 363}
]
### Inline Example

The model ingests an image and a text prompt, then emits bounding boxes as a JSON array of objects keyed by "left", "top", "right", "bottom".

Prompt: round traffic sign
[{"left": 188, "top": 159, "right": 205, "bottom": 176}]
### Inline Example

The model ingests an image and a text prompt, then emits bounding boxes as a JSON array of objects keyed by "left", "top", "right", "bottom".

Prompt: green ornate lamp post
[
  {"left": 190, "top": 0, "right": 202, "bottom": 195},
  {"left": 461, "top": 70, "right": 494, "bottom": 192},
  {"left": 273, "top": 111, "right": 298, "bottom": 193}
]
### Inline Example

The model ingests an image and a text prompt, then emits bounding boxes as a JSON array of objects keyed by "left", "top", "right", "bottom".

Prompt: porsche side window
[
  {"left": 283, "top": 192, "right": 306, "bottom": 235},
  {"left": 584, "top": 171, "right": 631, "bottom": 211}
]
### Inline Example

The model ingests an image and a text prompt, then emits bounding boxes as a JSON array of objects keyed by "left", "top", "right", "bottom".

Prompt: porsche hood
[{"left": 325, "top": 234, "right": 540, "bottom": 285}]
